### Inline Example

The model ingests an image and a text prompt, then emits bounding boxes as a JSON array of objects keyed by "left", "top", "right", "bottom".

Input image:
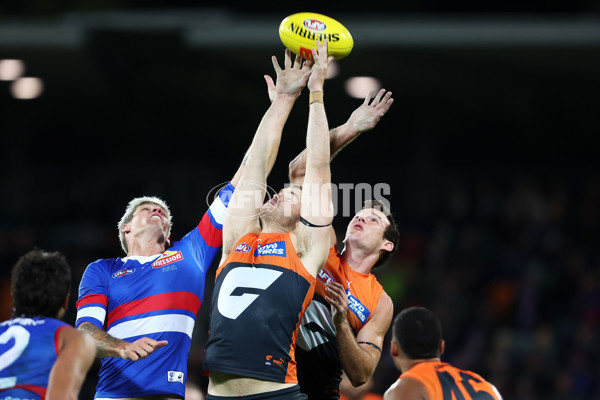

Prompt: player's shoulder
[
  {"left": 384, "top": 375, "right": 428, "bottom": 400},
  {"left": 87, "top": 257, "right": 118, "bottom": 268}
]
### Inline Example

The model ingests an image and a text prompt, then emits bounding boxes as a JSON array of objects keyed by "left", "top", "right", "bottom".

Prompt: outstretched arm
[
  {"left": 293, "top": 40, "right": 335, "bottom": 276},
  {"left": 46, "top": 326, "right": 96, "bottom": 400},
  {"left": 288, "top": 88, "right": 394, "bottom": 186},
  {"left": 221, "top": 49, "right": 312, "bottom": 261}
]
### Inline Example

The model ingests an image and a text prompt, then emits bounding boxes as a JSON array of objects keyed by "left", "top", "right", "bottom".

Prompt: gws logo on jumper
[
  {"left": 317, "top": 268, "right": 334, "bottom": 285},
  {"left": 167, "top": 370, "right": 184, "bottom": 383},
  {"left": 218, "top": 267, "right": 282, "bottom": 319},
  {"left": 346, "top": 288, "right": 371, "bottom": 324},
  {"left": 254, "top": 241, "right": 287, "bottom": 257},
  {"left": 235, "top": 243, "right": 252, "bottom": 253},
  {"left": 112, "top": 268, "right": 136, "bottom": 279},
  {"left": 303, "top": 18, "right": 326, "bottom": 31},
  {"left": 152, "top": 251, "right": 183, "bottom": 269}
]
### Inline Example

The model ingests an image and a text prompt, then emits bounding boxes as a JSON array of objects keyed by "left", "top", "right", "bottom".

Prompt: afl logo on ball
[{"left": 303, "top": 18, "right": 326, "bottom": 31}]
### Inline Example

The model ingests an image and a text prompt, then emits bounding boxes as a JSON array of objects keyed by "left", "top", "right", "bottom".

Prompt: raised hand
[
  {"left": 347, "top": 89, "right": 394, "bottom": 133},
  {"left": 307, "top": 40, "right": 335, "bottom": 93},
  {"left": 264, "top": 48, "right": 312, "bottom": 102},
  {"left": 325, "top": 281, "right": 350, "bottom": 327}
]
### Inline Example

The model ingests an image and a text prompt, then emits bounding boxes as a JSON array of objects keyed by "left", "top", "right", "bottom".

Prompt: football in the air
[{"left": 279, "top": 12, "right": 354, "bottom": 60}]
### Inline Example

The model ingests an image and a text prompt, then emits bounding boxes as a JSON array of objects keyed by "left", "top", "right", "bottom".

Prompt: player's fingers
[
  {"left": 363, "top": 89, "right": 374, "bottom": 105},
  {"left": 271, "top": 55, "right": 282, "bottom": 74},
  {"left": 324, "top": 296, "right": 340, "bottom": 307},
  {"left": 153, "top": 340, "right": 169, "bottom": 349},
  {"left": 264, "top": 75, "right": 275, "bottom": 91},
  {"left": 137, "top": 341, "right": 154, "bottom": 353},
  {"left": 284, "top": 48, "right": 292, "bottom": 69},
  {"left": 373, "top": 88, "right": 385, "bottom": 105},
  {"left": 311, "top": 47, "right": 319, "bottom": 63},
  {"left": 141, "top": 338, "right": 168, "bottom": 349},
  {"left": 293, "top": 53, "right": 303, "bottom": 69},
  {"left": 379, "top": 97, "right": 394, "bottom": 114},
  {"left": 125, "top": 349, "right": 140, "bottom": 362},
  {"left": 325, "top": 285, "right": 344, "bottom": 301}
]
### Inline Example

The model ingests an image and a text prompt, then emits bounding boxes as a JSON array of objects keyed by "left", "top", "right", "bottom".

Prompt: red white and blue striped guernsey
[
  {"left": 76, "top": 183, "right": 234, "bottom": 399},
  {"left": 0, "top": 317, "right": 69, "bottom": 400}
]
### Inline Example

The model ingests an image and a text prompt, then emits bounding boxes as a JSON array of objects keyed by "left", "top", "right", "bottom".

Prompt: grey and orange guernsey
[{"left": 204, "top": 232, "right": 316, "bottom": 383}]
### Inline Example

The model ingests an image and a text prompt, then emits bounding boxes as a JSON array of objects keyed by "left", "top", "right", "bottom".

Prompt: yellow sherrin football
[{"left": 279, "top": 12, "right": 354, "bottom": 60}]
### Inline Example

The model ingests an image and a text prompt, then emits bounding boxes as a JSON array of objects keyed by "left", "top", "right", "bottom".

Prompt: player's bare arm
[
  {"left": 288, "top": 88, "right": 394, "bottom": 186},
  {"left": 221, "top": 49, "right": 312, "bottom": 262},
  {"left": 292, "top": 40, "right": 335, "bottom": 275},
  {"left": 79, "top": 321, "right": 167, "bottom": 361},
  {"left": 383, "top": 376, "right": 429, "bottom": 400},
  {"left": 326, "top": 281, "right": 394, "bottom": 386},
  {"left": 46, "top": 326, "right": 96, "bottom": 400}
]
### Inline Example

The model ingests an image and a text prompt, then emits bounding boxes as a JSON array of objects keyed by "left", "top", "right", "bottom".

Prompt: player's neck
[
  {"left": 127, "top": 238, "right": 166, "bottom": 257},
  {"left": 340, "top": 244, "right": 377, "bottom": 275},
  {"left": 399, "top": 357, "right": 441, "bottom": 374}
]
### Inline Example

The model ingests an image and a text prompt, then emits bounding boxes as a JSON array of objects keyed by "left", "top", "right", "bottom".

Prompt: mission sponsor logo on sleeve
[
  {"left": 346, "top": 288, "right": 371, "bottom": 324},
  {"left": 254, "top": 241, "right": 287, "bottom": 257},
  {"left": 152, "top": 251, "right": 184, "bottom": 268}
]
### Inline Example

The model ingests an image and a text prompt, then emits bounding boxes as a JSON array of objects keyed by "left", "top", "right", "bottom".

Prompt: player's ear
[
  {"left": 390, "top": 339, "right": 399, "bottom": 357},
  {"left": 380, "top": 239, "right": 394, "bottom": 253},
  {"left": 439, "top": 339, "right": 445, "bottom": 356},
  {"left": 121, "top": 224, "right": 130, "bottom": 234}
]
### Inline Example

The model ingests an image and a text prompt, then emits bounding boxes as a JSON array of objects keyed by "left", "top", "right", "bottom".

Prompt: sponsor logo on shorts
[
  {"left": 112, "top": 268, "right": 136, "bottom": 278},
  {"left": 152, "top": 251, "right": 183, "bottom": 268},
  {"left": 264, "top": 354, "right": 285, "bottom": 367},
  {"left": 254, "top": 241, "right": 286, "bottom": 257},
  {"left": 168, "top": 370, "right": 184, "bottom": 383},
  {"left": 235, "top": 243, "right": 252, "bottom": 253}
]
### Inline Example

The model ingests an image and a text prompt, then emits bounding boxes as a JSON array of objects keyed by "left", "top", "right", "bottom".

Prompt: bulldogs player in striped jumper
[
  {"left": 76, "top": 130, "right": 248, "bottom": 398},
  {"left": 0, "top": 249, "right": 96, "bottom": 400}
]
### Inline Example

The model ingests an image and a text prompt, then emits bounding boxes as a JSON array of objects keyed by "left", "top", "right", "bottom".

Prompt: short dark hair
[
  {"left": 393, "top": 307, "right": 442, "bottom": 359},
  {"left": 363, "top": 200, "right": 400, "bottom": 268},
  {"left": 11, "top": 249, "right": 72, "bottom": 318}
]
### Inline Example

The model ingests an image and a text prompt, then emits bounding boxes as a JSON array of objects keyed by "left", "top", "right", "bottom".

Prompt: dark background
[{"left": 1, "top": 2, "right": 600, "bottom": 399}]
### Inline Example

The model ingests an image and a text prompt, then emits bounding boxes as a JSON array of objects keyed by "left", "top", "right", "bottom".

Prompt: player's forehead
[
  {"left": 136, "top": 202, "right": 169, "bottom": 216},
  {"left": 355, "top": 208, "right": 389, "bottom": 224}
]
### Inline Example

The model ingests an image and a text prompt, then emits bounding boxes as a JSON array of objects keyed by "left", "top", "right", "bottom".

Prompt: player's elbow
[{"left": 347, "top": 369, "right": 373, "bottom": 387}]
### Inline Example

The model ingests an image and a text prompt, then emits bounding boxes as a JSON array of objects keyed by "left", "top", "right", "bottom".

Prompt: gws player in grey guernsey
[{"left": 204, "top": 40, "right": 334, "bottom": 400}]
